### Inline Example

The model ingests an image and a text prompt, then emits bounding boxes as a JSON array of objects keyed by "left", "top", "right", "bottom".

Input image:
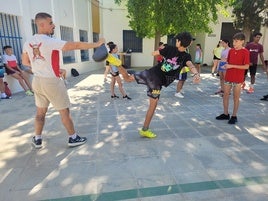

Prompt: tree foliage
[
  {"left": 114, "top": 0, "right": 224, "bottom": 38},
  {"left": 229, "top": 0, "right": 268, "bottom": 40}
]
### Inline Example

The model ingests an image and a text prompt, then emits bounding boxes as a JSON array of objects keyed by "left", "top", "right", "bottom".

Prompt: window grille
[
  {"left": 123, "top": 30, "right": 142, "bottom": 53},
  {"left": 0, "top": 13, "right": 22, "bottom": 64},
  {"left": 60, "top": 26, "right": 75, "bottom": 63},
  {"left": 79, "top": 30, "right": 89, "bottom": 61}
]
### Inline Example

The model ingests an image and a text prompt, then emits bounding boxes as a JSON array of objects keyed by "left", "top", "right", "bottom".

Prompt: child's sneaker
[
  {"left": 123, "top": 95, "right": 131, "bottom": 100},
  {"left": 25, "top": 90, "right": 34, "bottom": 96},
  {"left": 174, "top": 92, "right": 184, "bottom": 98},
  {"left": 216, "top": 113, "right": 230, "bottom": 120},
  {"left": 1, "top": 95, "right": 11, "bottom": 99},
  {"left": 247, "top": 87, "right": 254, "bottom": 94},
  {"left": 68, "top": 135, "right": 87, "bottom": 147},
  {"left": 228, "top": 116, "right": 238, "bottom": 124},
  {"left": 139, "top": 129, "right": 157, "bottom": 138},
  {"left": 32, "top": 136, "right": 42, "bottom": 149}
]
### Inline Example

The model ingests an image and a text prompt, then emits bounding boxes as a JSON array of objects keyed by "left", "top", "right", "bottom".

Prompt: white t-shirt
[
  {"left": 2, "top": 54, "right": 18, "bottom": 67},
  {"left": 23, "top": 34, "right": 66, "bottom": 78}
]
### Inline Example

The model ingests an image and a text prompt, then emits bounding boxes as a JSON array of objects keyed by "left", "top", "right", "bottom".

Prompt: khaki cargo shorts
[{"left": 32, "top": 76, "right": 70, "bottom": 110}]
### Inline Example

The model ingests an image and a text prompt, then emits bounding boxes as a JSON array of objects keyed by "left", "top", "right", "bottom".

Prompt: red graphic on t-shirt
[{"left": 29, "top": 43, "right": 45, "bottom": 61}]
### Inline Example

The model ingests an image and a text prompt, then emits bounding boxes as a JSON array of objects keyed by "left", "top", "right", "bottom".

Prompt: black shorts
[
  {"left": 134, "top": 70, "right": 162, "bottom": 99},
  {"left": 245, "top": 64, "right": 257, "bottom": 76},
  {"left": 110, "top": 71, "right": 119, "bottom": 77},
  {"left": 213, "top": 55, "right": 221, "bottom": 60}
]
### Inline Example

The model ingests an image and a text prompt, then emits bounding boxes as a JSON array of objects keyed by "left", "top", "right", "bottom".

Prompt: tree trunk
[{"left": 243, "top": 27, "right": 251, "bottom": 44}]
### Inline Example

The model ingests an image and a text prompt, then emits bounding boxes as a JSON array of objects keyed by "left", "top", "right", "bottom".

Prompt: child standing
[
  {"left": 108, "top": 43, "right": 131, "bottom": 99},
  {"left": 216, "top": 32, "right": 250, "bottom": 124},
  {"left": 214, "top": 39, "right": 231, "bottom": 95},
  {"left": 194, "top": 44, "right": 202, "bottom": 74}
]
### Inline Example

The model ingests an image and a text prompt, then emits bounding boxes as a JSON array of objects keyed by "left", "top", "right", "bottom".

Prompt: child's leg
[
  {"left": 110, "top": 76, "right": 116, "bottom": 96},
  {"left": 232, "top": 83, "right": 242, "bottom": 117},
  {"left": 115, "top": 76, "right": 127, "bottom": 96},
  {"left": 11, "top": 73, "right": 28, "bottom": 91},
  {"left": 223, "top": 83, "right": 232, "bottom": 115},
  {"left": 118, "top": 66, "right": 135, "bottom": 82},
  {"left": 143, "top": 97, "right": 158, "bottom": 129},
  {"left": 21, "top": 71, "right": 32, "bottom": 90}
]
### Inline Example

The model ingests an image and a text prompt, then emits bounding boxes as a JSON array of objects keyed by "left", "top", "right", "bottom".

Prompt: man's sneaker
[
  {"left": 32, "top": 136, "right": 42, "bottom": 149},
  {"left": 228, "top": 116, "right": 238, "bottom": 124},
  {"left": 174, "top": 92, "right": 184, "bottom": 98},
  {"left": 139, "top": 129, "right": 157, "bottom": 138},
  {"left": 216, "top": 113, "right": 230, "bottom": 120},
  {"left": 25, "top": 90, "right": 34, "bottom": 96},
  {"left": 68, "top": 135, "right": 87, "bottom": 147},
  {"left": 247, "top": 87, "right": 254, "bottom": 94}
]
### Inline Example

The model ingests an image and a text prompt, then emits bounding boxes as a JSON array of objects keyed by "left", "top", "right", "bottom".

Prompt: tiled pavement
[{"left": 1, "top": 67, "right": 268, "bottom": 201}]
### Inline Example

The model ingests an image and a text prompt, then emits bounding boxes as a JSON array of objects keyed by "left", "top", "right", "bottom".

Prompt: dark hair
[
  {"left": 174, "top": 32, "right": 193, "bottom": 47},
  {"left": 35, "top": 12, "right": 52, "bottom": 21},
  {"left": 109, "top": 44, "right": 117, "bottom": 53},
  {"left": 221, "top": 39, "right": 229, "bottom": 45},
  {"left": 159, "top": 42, "right": 164, "bottom": 46},
  {"left": 196, "top": 44, "right": 201, "bottom": 49},
  {"left": 107, "top": 41, "right": 114, "bottom": 46},
  {"left": 3, "top": 45, "right": 12, "bottom": 50},
  {"left": 253, "top": 32, "right": 262, "bottom": 37},
  {"left": 233, "top": 32, "right": 245, "bottom": 40}
]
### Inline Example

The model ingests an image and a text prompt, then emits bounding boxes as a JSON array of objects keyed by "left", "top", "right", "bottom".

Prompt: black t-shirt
[{"left": 149, "top": 45, "right": 192, "bottom": 87}]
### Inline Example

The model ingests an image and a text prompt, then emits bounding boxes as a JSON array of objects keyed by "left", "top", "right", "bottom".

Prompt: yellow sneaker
[
  {"left": 25, "top": 90, "right": 34, "bottom": 96},
  {"left": 139, "top": 129, "right": 157, "bottom": 138},
  {"left": 106, "top": 54, "right": 122, "bottom": 66}
]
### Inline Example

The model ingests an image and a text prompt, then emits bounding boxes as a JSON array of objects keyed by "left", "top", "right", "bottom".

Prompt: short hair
[
  {"left": 159, "top": 42, "right": 164, "bottom": 46},
  {"left": 107, "top": 41, "right": 114, "bottom": 46},
  {"left": 233, "top": 32, "right": 245, "bottom": 41},
  {"left": 35, "top": 12, "right": 52, "bottom": 21},
  {"left": 174, "top": 32, "right": 193, "bottom": 47},
  {"left": 253, "top": 32, "right": 262, "bottom": 37},
  {"left": 3, "top": 45, "right": 12, "bottom": 50}
]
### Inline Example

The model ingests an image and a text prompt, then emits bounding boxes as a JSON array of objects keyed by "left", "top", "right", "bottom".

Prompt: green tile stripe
[{"left": 42, "top": 175, "right": 268, "bottom": 201}]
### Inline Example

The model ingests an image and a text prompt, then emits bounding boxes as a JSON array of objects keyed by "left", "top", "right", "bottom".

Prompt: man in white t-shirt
[{"left": 22, "top": 12, "right": 105, "bottom": 148}]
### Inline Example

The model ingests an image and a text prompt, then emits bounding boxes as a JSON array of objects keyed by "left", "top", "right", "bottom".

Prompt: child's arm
[
  {"left": 152, "top": 50, "right": 160, "bottom": 56},
  {"left": 225, "top": 64, "right": 249, "bottom": 70},
  {"left": 186, "top": 60, "right": 200, "bottom": 84}
]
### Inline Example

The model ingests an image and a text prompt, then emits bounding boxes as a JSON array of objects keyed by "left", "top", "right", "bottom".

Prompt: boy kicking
[{"left": 110, "top": 32, "right": 200, "bottom": 138}]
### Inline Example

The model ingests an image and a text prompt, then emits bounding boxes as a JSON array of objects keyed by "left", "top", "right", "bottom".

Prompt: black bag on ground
[{"left": 71, "top": 68, "right": 79, "bottom": 77}]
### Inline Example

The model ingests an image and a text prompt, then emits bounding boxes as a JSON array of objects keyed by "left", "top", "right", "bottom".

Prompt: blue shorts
[
  {"left": 176, "top": 72, "right": 187, "bottom": 81},
  {"left": 218, "top": 61, "right": 227, "bottom": 72},
  {"left": 0, "top": 67, "right": 5, "bottom": 78}
]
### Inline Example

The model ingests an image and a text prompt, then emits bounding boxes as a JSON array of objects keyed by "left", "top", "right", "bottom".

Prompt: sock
[
  {"left": 70, "top": 133, "right": 77, "bottom": 139},
  {"left": 142, "top": 127, "right": 148, "bottom": 131},
  {"left": 35, "top": 135, "right": 42, "bottom": 140}
]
